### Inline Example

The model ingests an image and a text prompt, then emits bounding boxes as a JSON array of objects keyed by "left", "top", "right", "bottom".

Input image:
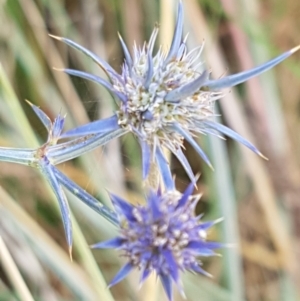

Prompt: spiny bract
[
  {"left": 50, "top": 1, "right": 299, "bottom": 189},
  {"left": 92, "top": 183, "right": 222, "bottom": 301}
]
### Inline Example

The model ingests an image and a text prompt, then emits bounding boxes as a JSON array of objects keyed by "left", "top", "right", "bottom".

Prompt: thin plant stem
[{"left": 0, "top": 236, "right": 35, "bottom": 301}]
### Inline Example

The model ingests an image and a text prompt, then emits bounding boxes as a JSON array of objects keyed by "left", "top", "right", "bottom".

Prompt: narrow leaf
[
  {"left": 190, "top": 263, "right": 212, "bottom": 277},
  {"left": 148, "top": 25, "right": 159, "bottom": 54}
]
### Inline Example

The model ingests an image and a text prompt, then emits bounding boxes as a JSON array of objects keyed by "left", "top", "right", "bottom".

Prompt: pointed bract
[
  {"left": 165, "top": 1, "right": 183, "bottom": 64},
  {"left": 173, "top": 124, "right": 214, "bottom": 170},
  {"left": 160, "top": 274, "right": 173, "bottom": 301},
  {"left": 118, "top": 33, "right": 133, "bottom": 70},
  {"left": 61, "top": 115, "right": 119, "bottom": 138},
  {"left": 108, "top": 263, "right": 134, "bottom": 288},
  {"left": 50, "top": 34, "right": 120, "bottom": 80},
  {"left": 144, "top": 52, "right": 154, "bottom": 89},
  {"left": 109, "top": 193, "right": 135, "bottom": 221},
  {"left": 91, "top": 237, "right": 123, "bottom": 249},
  {"left": 203, "top": 121, "right": 267, "bottom": 159},
  {"left": 204, "top": 46, "right": 300, "bottom": 90},
  {"left": 190, "top": 263, "right": 212, "bottom": 278},
  {"left": 163, "top": 249, "right": 179, "bottom": 283},
  {"left": 58, "top": 68, "right": 127, "bottom": 103},
  {"left": 148, "top": 189, "right": 162, "bottom": 220},
  {"left": 165, "top": 70, "right": 208, "bottom": 102},
  {"left": 140, "top": 267, "right": 151, "bottom": 285},
  {"left": 176, "top": 182, "right": 194, "bottom": 209},
  {"left": 172, "top": 147, "right": 196, "bottom": 185},
  {"left": 39, "top": 158, "right": 72, "bottom": 251},
  {"left": 26, "top": 100, "right": 52, "bottom": 132},
  {"left": 140, "top": 139, "right": 151, "bottom": 179},
  {"left": 155, "top": 145, "right": 175, "bottom": 191}
]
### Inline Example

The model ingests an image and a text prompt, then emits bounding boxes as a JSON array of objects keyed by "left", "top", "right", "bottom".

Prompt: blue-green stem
[{"left": 0, "top": 147, "right": 36, "bottom": 166}]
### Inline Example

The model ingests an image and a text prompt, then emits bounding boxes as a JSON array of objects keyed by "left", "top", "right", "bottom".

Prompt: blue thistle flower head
[
  {"left": 50, "top": 1, "right": 299, "bottom": 188},
  {"left": 92, "top": 183, "right": 222, "bottom": 301}
]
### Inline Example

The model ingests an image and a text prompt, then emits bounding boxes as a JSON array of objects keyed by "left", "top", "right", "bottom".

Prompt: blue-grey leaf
[{"left": 109, "top": 193, "right": 135, "bottom": 221}]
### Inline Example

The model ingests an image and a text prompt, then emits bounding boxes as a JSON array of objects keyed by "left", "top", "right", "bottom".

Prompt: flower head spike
[
  {"left": 92, "top": 185, "right": 222, "bottom": 301},
  {"left": 50, "top": 2, "right": 299, "bottom": 187}
]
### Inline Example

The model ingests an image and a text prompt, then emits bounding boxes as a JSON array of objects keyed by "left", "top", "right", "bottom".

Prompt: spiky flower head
[
  {"left": 92, "top": 183, "right": 222, "bottom": 301},
  {"left": 50, "top": 1, "right": 299, "bottom": 188}
]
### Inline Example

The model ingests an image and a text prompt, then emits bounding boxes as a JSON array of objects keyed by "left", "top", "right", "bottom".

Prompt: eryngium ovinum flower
[
  {"left": 0, "top": 102, "right": 120, "bottom": 254},
  {"left": 50, "top": 1, "right": 299, "bottom": 188},
  {"left": 92, "top": 183, "right": 222, "bottom": 301}
]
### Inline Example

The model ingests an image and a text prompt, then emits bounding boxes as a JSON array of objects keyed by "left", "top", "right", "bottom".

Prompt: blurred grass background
[{"left": 0, "top": 0, "right": 300, "bottom": 300}]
